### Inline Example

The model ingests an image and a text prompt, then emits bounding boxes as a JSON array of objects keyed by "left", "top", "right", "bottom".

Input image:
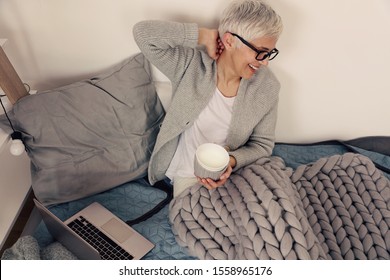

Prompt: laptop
[{"left": 33, "top": 198, "right": 154, "bottom": 260}]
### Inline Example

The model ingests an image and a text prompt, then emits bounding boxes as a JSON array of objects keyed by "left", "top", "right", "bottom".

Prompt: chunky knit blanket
[{"left": 169, "top": 153, "right": 390, "bottom": 260}]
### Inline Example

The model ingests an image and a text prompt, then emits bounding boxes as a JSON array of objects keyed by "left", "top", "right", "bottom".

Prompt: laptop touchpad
[{"left": 101, "top": 218, "right": 133, "bottom": 243}]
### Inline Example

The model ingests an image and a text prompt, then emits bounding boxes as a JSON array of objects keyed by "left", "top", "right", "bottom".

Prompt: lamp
[
  {"left": 10, "top": 131, "right": 25, "bottom": 156},
  {"left": 0, "top": 95, "right": 26, "bottom": 156}
]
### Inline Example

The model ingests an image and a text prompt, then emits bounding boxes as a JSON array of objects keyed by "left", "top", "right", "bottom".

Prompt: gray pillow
[{"left": 0, "top": 53, "right": 165, "bottom": 205}]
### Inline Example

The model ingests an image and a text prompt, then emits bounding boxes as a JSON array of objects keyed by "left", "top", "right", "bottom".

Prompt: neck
[
  {"left": 216, "top": 52, "right": 241, "bottom": 86},
  {"left": 216, "top": 52, "right": 241, "bottom": 97}
]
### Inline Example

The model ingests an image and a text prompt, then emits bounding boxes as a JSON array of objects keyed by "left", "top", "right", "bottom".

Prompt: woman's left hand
[{"left": 197, "top": 165, "right": 233, "bottom": 190}]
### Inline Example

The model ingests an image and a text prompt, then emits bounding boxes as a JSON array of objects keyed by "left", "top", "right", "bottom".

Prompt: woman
[{"left": 133, "top": 0, "right": 283, "bottom": 197}]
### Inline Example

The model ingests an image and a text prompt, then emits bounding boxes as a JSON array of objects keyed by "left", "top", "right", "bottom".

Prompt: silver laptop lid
[{"left": 33, "top": 199, "right": 101, "bottom": 260}]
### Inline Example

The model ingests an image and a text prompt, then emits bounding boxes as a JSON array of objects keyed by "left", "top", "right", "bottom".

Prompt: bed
[
  {"left": 1, "top": 53, "right": 389, "bottom": 260},
  {"left": 23, "top": 139, "right": 387, "bottom": 261}
]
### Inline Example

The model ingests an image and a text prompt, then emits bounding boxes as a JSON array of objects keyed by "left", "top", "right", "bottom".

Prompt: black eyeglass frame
[{"left": 229, "top": 32, "right": 279, "bottom": 61}]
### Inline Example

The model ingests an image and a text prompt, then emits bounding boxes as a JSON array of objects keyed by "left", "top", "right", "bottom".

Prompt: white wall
[{"left": 0, "top": 0, "right": 389, "bottom": 143}]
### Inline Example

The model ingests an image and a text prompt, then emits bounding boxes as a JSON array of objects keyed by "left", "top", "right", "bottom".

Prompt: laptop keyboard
[{"left": 67, "top": 216, "right": 134, "bottom": 260}]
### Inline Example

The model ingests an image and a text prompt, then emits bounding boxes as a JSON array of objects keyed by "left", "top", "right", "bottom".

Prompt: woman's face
[{"left": 231, "top": 36, "right": 278, "bottom": 80}]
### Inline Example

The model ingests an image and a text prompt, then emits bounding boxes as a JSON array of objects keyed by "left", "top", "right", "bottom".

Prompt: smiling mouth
[{"left": 249, "top": 64, "right": 259, "bottom": 71}]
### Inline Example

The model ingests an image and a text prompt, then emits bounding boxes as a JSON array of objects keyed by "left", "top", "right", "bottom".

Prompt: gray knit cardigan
[{"left": 133, "top": 20, "right": 280, "bottom": 185}]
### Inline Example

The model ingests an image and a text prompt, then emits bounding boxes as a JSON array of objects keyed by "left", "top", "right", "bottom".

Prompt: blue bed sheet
[{"left": 32, "top": 142, "right": 390, "bottom": 259}]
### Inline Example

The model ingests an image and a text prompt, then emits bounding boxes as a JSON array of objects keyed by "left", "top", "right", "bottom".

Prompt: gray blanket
[
  {"left": 169, "top": 153, "right": 390, "bottom": 260},
  {"left": 1, "top": 235, "right": 77, "bottom": 260}
]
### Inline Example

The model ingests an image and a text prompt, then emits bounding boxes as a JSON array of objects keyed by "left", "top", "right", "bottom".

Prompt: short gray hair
[{"left": 218, "top": 0, "right": 283, "bottom": 42}]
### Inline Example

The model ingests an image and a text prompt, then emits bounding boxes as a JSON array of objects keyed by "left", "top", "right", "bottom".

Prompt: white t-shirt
[{"left": 165, "top": 87, "right": 235, "bottom": 181}]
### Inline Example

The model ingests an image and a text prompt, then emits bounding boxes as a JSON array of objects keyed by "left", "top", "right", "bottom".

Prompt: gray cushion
[{"left": 0, "top": 53, "right": 165, "bottom": 205}]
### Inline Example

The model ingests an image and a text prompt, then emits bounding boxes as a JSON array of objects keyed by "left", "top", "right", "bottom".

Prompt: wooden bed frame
[{"left": 0, "top": 45, "right": 29, "bottom": 104}]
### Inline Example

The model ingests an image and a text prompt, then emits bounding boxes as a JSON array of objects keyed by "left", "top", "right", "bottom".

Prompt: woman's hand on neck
[
  {"left": 198, "top": 28, "right": 224, "bottom": 60},
  {"left": 198, "top": 29, "right": 241, "bottom": 97}
]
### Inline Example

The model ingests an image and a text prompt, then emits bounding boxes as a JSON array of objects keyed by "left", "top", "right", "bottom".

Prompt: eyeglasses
[{"left": 229, "top": 32, "right": 279, "bottom": 61}]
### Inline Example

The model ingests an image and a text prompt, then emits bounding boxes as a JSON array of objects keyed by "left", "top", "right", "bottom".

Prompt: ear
[{"left": 222, "top": 33, "right": 236, "bottom": 49}]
